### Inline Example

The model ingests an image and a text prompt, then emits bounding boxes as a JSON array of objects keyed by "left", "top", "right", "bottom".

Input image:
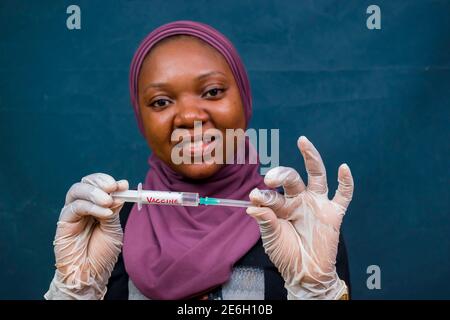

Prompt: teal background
[{"left": 0, "top": 0, "right": 449, "bottom": 299}]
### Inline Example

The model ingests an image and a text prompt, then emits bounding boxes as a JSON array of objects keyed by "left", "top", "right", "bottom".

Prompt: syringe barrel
[
  {"left": 111, "top": 188, "right": 199, "bottom": 208},
  {"left": 141, "top": 190, "right": 199, "bottom": 206}
]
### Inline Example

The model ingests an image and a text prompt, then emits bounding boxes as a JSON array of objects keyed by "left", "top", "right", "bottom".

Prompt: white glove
[
  {"left": 45, "top": 173, "right": 128, "bottom": 300},
  {"left": 247, "top": 136, "right": 354, "bottom": 300}
]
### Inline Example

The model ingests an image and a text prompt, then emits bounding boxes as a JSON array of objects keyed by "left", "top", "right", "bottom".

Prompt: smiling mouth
[{"left": 174, "top": 135, "right": 218, "bottom": 156}]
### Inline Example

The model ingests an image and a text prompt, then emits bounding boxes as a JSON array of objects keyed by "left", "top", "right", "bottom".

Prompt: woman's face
[{"left": 138, "top": 36, "right": 246, "bottom": 180}]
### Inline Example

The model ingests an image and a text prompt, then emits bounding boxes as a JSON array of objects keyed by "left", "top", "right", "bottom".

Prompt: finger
[
  {"left": 264, "top": 166, "right": 306, "bottom": 198},
  {"left": 249, "top": 188, "right": 291, "bottom": 219},
  {"left": 65, "top": 182, "right": 113, "bottom": 207},
  {"left": 60, "top": 199, "right": 114, "bottom": 223},
  {"left": 249, "top": 188, "right": 285, "bottom": 211},
  {"left": 81, "top": 173, "right": 119, "bottom": 193},
  {"left": 111, "top": 179, "right": 129, "bottom": 208},
  {"left": 246, "top": 206, "right": 280, "bottom": 244},
  {"left": 297, "top": 136, "right": 328, "bottom": 195},
  {"left": 332, "top": 163, "right": 354, "bottom": 210},
  {"left": 116, "top": 179, "right": 129, "bottom": 191}
]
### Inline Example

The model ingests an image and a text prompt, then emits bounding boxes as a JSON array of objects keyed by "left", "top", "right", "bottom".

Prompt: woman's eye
[
  {"left": 150, "top": 99, "right": 170, "bottom": 108},
  {"left": 203, "top": 88, "right": 225, "bottom": 98}
]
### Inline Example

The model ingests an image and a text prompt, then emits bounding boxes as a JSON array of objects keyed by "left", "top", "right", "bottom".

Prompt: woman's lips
[
  {"left": 173, "top": 131, "right": 222, "bottom": 160},
  {"left": 185, "top": 139, "right": 217, "bottom": 156}
]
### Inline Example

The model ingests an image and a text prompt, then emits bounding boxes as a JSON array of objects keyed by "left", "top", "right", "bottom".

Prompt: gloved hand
[
  {"left": 247, "top": 136, "right": 354, "bottom": 300},
  {"left": 45, "top": 173, "right": 129, "bottom": 300}
]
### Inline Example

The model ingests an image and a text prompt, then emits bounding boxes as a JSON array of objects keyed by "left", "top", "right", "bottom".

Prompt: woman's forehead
[{"left": 140, "top": 36, "right": 232, "bottom": 81}]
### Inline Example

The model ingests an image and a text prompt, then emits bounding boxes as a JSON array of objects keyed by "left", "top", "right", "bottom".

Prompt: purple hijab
[{"left": 123, "top": 21, "right": 265, "bottom": 300}]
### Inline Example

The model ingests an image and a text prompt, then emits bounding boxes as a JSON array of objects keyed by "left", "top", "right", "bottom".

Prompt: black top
[{"left": 104, "top": 201, "right": 351, "bottom": 300}]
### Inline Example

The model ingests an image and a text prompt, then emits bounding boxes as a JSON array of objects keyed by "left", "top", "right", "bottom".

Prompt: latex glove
[
  {"left": 45, "top": 173, "right": 128, "bottom": 300},
  {"left": 247, "top": 136, "right": 354, "bottom": 300}
]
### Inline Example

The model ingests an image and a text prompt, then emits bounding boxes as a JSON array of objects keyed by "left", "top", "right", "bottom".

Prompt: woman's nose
[{"left": 173, "top": 97, "right": 210, "bottom": 129}]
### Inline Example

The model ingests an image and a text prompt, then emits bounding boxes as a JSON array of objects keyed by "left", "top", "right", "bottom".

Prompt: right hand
[
  {"left": 46, "top": 173, "right": 128, "bottom": 299},
  {"left": 246, "top": 137, "right": 353, "bottom": 299}
]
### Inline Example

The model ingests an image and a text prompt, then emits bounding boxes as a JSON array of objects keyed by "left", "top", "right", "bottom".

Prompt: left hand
[{"left": 247, "top": 136, "right": 354, "bottom": 299}]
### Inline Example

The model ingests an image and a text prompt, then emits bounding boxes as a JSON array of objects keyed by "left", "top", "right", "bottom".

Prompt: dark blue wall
[{"left": 0, "top": 0, "right": 449, "bottom": 299}]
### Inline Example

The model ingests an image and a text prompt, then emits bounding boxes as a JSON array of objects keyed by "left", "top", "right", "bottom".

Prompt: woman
[{"left": 45, "top": 21, "right": 354, "bottom": 300}]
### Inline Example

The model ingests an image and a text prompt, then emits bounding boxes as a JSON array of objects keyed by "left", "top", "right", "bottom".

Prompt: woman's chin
[{"left": 173, "top": 162, "right": 224, "bottom": 180}]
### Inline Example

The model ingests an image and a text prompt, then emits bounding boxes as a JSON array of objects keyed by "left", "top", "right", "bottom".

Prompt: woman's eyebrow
[
  {"left": 143, "top": 82, "right": 168, "bottom": 92},
  {"left": 196, "top": 71, "right": 227, "bottom": 81},
  {"left": 143, "top": 71, "right": 227, "bottom": 92}
]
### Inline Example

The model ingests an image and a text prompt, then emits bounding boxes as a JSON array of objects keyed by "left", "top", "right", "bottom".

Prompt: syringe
[{"left": 111, "top": 183, "right": 254, "bottom": 210}]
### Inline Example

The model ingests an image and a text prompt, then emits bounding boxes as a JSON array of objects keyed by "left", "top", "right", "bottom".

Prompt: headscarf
[{"left": 123, "top": 20, "right": 265, "bottom": 299}]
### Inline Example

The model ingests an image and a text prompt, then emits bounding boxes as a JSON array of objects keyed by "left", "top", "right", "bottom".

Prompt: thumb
[{"left": 246, "top": 193, "right": 280, "bottom": 239}]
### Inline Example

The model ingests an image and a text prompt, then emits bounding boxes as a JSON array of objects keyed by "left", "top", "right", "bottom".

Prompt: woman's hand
[
  {"left": 247, "top": 136, "right": 354, "bottom": 300},
  {"left": 45, "top": 173, "right": 128, "bottom": 300}
]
